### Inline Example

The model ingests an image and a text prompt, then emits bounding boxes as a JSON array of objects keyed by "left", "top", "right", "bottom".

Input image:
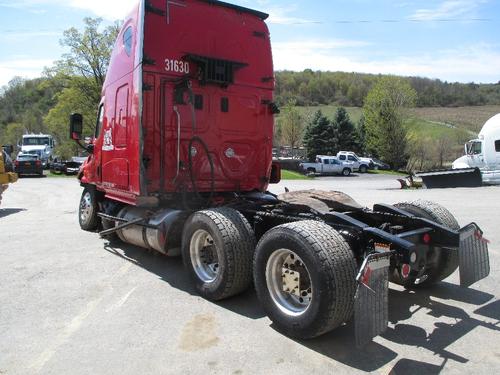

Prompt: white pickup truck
[
  {"left": 300, "top": 156, "right": 354, "bottom": 176},
  {"left": 337, "top": 151, "right": 373, "bottom": 173}
]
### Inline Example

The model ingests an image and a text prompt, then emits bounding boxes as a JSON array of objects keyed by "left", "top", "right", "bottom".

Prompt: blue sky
[{"left": 0, "top": 0, "right": 499, "bottom": 87}]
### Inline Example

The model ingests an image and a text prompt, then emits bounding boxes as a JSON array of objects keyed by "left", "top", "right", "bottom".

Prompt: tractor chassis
[{"left": 93, "top": 191, "right": 490, "bottom": 346}]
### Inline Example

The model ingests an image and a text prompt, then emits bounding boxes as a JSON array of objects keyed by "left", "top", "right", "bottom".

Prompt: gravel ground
[{"left": 1, "top": 174, "right": 499, "bottom": 375}]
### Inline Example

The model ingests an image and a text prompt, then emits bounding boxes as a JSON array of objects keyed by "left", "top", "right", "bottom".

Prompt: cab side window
[
  {"left": 95, "top": 105, "right": 104, "bottom": 138},
  {"left": 123, "top": 26, "right": 133, "bottom": 56},
  {"left": 339, "top": 155, "right": 346, "bottom": 161},
  {"left": 495, "top": 140, "right": 500, "bottom": 152},
  {"left": 324, "top": 159, "right": 330, "bottom": 165},
  {"left": 348, "top": 155, "right": 356, "bottom": 161}
]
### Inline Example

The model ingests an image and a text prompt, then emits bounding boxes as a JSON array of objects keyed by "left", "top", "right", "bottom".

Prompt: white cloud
[
  {"left": 66, "top": 0, "right": 138, "bottom": 20},
  {"left": 272, "top": 39, "right": 500, "bottom": 83},
  {"left": 409, "top": 0, "right": 484, "bottom": 21},
  {"left": 0, "top": 0, "right": 138, "bottom": 20},
  {"left": 266, "top": 6, "right": 319, "bottom": 25},
  {"left": 0, "top": 31, "right": 61, "bottom": 43},
  {"left": 0, "top": 59, "right": 55, "bottom": 87}
]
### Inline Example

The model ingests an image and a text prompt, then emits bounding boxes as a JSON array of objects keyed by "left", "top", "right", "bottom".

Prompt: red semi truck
[{"left": 70, "top": 0, "right": 490, "bottom": 346}]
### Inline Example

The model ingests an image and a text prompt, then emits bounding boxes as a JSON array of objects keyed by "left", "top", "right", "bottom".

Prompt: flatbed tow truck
[{"left": 69, "top": 0, "right": 491, "bottom": 346}]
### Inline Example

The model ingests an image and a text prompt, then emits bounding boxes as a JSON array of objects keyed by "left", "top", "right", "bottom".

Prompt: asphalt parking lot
[{"left": 1, "top": 174, "right": 499, "bottom": 374}]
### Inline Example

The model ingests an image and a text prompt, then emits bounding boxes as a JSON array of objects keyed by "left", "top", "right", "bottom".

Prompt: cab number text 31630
[{"left": 164, "top": 59, "right": 190, "bottom": 74}]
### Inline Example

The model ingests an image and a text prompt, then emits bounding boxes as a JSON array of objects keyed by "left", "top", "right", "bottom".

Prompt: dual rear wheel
[{"left": 182, "top": 210, "right": 358, "bottom": 339}]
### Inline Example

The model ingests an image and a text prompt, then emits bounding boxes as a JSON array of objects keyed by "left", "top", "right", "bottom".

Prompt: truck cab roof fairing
[{"left": 198, "top": 0, "right": 269, "bottom": 20}]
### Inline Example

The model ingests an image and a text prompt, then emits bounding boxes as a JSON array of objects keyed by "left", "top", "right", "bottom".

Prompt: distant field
[
  {"left": 409, "top": 105, "right": 500, "bottom": 134},
  {"left": 404, "top": 118, "right": 470, "bottom": 142},
  {"left": 292, "top": 105, "right": 500, "bottom": 137},
  {"left": 292, "top": 105, "right": 500, "bottom": 143}
]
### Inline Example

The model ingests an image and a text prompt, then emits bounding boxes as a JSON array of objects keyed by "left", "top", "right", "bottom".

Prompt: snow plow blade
[
  {"left": 459, "top": 223, "right": 490, "bottom": 287},
  {"left": 354, "top": 252, "right": 391, "bottom": 347},
  {"left": 416, "top": 168, "right": 482, "bottom": 189}
]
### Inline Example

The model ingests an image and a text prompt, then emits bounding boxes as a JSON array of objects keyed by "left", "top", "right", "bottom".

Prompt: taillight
[
  {"left": 36, "top": 160, "right": 42, "bottom": 167},
  {"left": 423, "top": 233, "right": 432, "bottom": 244},
  {"left": 15, "top": 160, "right": 19, "bottom": 166}
]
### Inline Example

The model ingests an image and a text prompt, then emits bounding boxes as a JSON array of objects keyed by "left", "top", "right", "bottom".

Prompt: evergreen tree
[
  {"left": 354, "top": 116, "right": 367, "bottom": 154},
  {"left": 303, "top": 110, "right": 337, "bottom": 161},
  {"left": 333, "top": 107, "right": 356, "bottom": 151},
  {"left": 363, "top": 76, "right": 417, "bottom": 169}
]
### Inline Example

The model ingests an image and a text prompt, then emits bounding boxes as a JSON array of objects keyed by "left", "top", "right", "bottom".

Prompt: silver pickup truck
[{"left": 300, "top": 156, "right": 354, "bottom": 176}]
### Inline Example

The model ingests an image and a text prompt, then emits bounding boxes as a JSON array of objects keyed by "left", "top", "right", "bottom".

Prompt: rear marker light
[
  {"left": 401, "top": 264, "right": 411, "bottom": 279},
  {"left": 423, "top": 233, "right": 431, "bottom": 244},
  {"left": 475, "top": 230, "right": 490, "bottom": 244}
]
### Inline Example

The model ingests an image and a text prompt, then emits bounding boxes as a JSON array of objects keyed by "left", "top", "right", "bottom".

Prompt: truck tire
[
  {"left": 342, "top": 168, "right": 351, "bottom": 176},
  {"left": 79, "top": 187, "right": 99, "bottom": 231},
  {"left": 254, "top": 221, "right": 357, "bottom": 339},
  {"left": 392, "top": 200, "right": 460, "bottom": 287},
  {"left": 359, "top": 164, "right": 368, "bottom": 173},
  {"left": 307, "top": 168, "right": 316, "bottom": 174},
  {"left": 100, "top": 201, "right": 123, "bottom": 242},
  {"left": 182, "top": 207, "right": 256, "bottom": 301}
]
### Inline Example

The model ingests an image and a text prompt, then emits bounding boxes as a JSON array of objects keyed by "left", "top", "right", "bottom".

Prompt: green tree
[
  {"left": 354, "top": 116, "right": 367, "bottom": 154},
  {"left": 56, "top": 17, "right": 120, "bottom": 87},
  {"left": 363, "top": 77, "right": 417, "bottom": 169},
  {"left": 45, "top": 78, "right": 100, "bottom": 159},
  {"left": 333, "top": 107, "right": 357, "bottom": 152},
  {"left": 0, "top": 123, "right": 25, "bottom": 148},
  {"left": 44, "top": 18, "right": 120, "bottom": 157},
  {"left": 278, "top": 102, "right": 305, "bottom": 149},
  {"left": 303, "top": 110, "right": 337, "bottom": 161}
]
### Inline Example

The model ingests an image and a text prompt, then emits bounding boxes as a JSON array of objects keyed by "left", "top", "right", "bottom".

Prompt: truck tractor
[
  {"left": 0, "top": 146, "right": 18, "bottom": 206},
  {"left": 70, "top": 0, "right": 491, "bottom": 346},
  {"left": 20, "top": 133, "right": 55, "bottom": 169}
]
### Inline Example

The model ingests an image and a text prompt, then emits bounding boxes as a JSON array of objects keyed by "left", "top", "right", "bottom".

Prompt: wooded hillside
[{"left": 275, "top": 70, "right": 500, "bottom": 108}]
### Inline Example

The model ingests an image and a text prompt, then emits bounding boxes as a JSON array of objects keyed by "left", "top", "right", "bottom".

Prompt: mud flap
[
  {"left": 354, "top": 252, "right": 391, "bottom": 347},
  {"left": 459, "top": 223, "right": 490, "bottom": 287}
]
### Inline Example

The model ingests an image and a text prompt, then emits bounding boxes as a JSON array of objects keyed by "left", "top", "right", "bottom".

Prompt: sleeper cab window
[{"left": 123, "top": 26, "right": 133, "bottom": 56}]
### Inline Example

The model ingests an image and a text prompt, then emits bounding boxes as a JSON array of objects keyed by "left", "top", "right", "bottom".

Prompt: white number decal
[{"left": 165, "top": 59, "right": 190, "bottom": 74}]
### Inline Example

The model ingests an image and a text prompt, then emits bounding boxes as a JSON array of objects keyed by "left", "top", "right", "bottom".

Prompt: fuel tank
[{"left": 116, "top": 206, "right": 187, "bottom": 256}]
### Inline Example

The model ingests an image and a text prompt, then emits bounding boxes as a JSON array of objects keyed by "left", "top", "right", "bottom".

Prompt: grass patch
[
  {"left": 368, "top": 169, "right": 407, "bottom": 176},
  {"left": 405, "top": 117, "right": 469, "bottom": 139},
  {"left": 281, "top": 170, "right": 312, "bottom": 180}
]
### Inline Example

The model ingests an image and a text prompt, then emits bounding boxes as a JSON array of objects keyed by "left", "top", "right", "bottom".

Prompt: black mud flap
[
  {"left": 354, "top": 252, "right": 391, "bottom": 347},
  {"left": 459, "top": 223, "right": 490, "bottom": 287}
]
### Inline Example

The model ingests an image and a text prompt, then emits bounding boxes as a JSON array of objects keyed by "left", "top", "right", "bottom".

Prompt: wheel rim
[
  {"left": 265, "top": 249, "right": 313, "bottom": 316},
  {"left": 80, "top": 192, "right": 93, "bottom": 223},
  {"left": 343, "top": 169, "right": 349, "bottom": 176},
  {"left": 190, "top": 229, "right": 220, "bottom": 283}
]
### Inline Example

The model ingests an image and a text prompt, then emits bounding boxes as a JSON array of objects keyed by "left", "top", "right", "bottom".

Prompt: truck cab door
[
  {"left": 100, "top": 84, "right": 130, "bottom": 190},
  {"left": 322, "top": 158, "right": 331, "bottom": 173},
  {"left": 348, "top": 155, "right": 360, "bottom": 169},
  {"left": 331, "top": 159, "right": 341, "bottom": 173},
  {"left": 466, "top": 141, "right": 485, "bottom": 168}
]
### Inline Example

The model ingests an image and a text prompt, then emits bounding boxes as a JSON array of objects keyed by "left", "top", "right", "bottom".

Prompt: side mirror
[{"left": 70, "top": 113, "right": 83, "bottom": 140}]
